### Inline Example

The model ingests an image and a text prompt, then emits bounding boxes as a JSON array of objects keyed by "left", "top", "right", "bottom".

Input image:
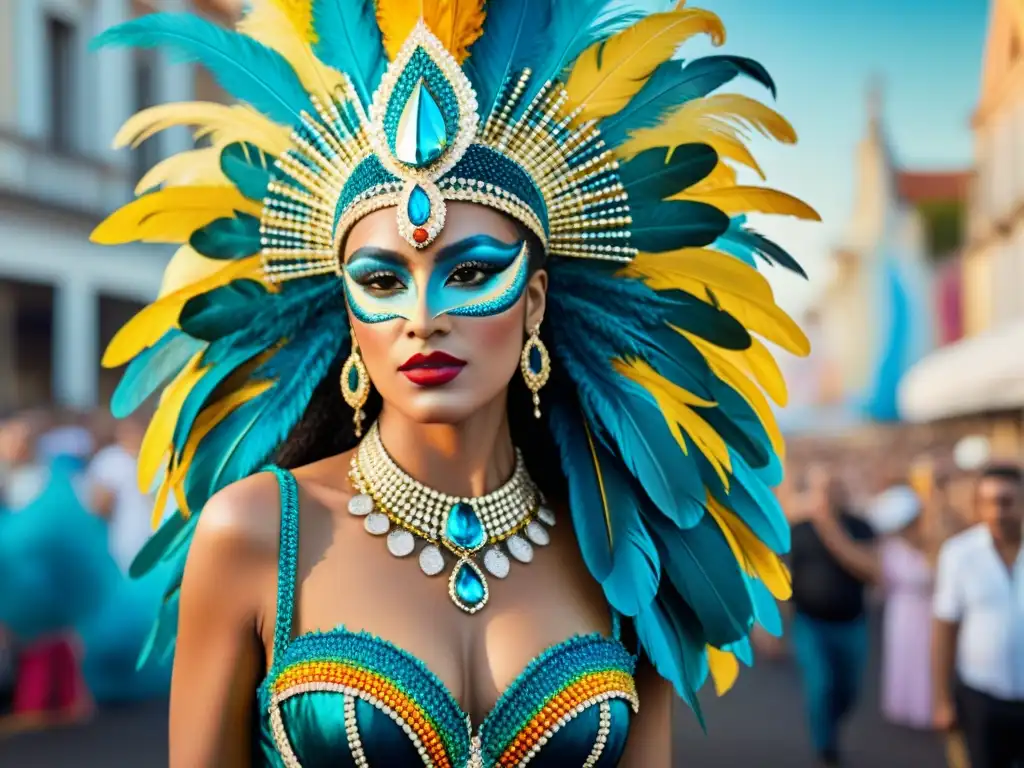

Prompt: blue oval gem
[
  {"left": 408, "top": 185, "right": 431, "bottom": 226},
  {"left": 445, "top": 502, "right": 485, "bottom": 550},
  {"left": 454, "top": 562, "right": 486, "bottom": 606}
]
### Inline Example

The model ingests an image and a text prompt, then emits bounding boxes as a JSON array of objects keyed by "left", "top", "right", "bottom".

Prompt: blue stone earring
[
  {"left": 341, "top": 331, "right": 370, "bottom": 437},
  {"left": 520, "top": 325, "right": 551, "bottom": 419}
]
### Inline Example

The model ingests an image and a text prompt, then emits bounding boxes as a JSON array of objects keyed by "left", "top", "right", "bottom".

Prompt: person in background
[
  {"left": 0, "top": 411, "right": 50, "bottom": 510},
  {"left": 86, "top": 413, "right": 155, "bottom": 574},
  {"left": 871, "top": 484, "right": 934, "bottom": 729},
  {"left": 788, "top": 463, "right": 880, "bottom": 768},
  {"left": 932, "top": 464, "right": 1024, "bottom": 768}
]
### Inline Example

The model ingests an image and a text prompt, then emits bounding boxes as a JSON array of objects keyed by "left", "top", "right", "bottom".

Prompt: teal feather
[
  {"left": 129, "top": 512, "right": 190, "bottom": 579},
  {"left": 189, "top": 214, "right": 262, "bottom": 260},
  {"left": 91, "top": 14, "right": 316, "bottom": 127},
  {"left": 647, "top": 511, "right": 754, "bottom": 647},
  {"left": 111, "top": 330, "right": 205, "bottom": 418},
  {"left": 748, "top": 578, "right": 783, "bottom": 637},
  {"left": 619, "top": 144, "right": 718, "bottom": 201},
  {"left": 636, "top": 591, "right": 708, "bottom": 721},
  {"left": 661, "top": 292, "right": 752, "bottom": 351},
  {"left": 464, "top": 0, "right": 546, "bottom": 121},
  {"left": 701, "top": 450, "right": 790, "bottom": 554},
  {"left": 311, "top": 0, "right": 387, "bottom": 108},
  {"left": 220, "top": 142, "right": 271, "bottom": 201},
  {"left": 629, "top": 200, "right": 730, "bottom": 252},
  {"left": 179, "top": 280, "right": 269, "bottom": 341},
  {"left": 601, "top": 55, "right": 775, "bottom": 148},
  {"left": 715, "top": 216, "right": 807, "bottom": 277},
  {"left": 726, "top": 636, "right": 754, "bottom": 665},
  {"left": 693, "top": 382, "right": 772, "bottom": 469}
]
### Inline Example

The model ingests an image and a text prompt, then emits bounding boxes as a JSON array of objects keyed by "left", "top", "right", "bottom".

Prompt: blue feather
[
  {"left": 661, "top": 290, "right": 752, "bottom": 351},
  {"left": 715, "top": 216, "right": 807, "bottom": 277},
  {"left": 637, "top": 590, "right": 708, "bottom": 720},
  {"left": 111, "top": 331, "right": 206, "bottom": 419},
  {"left": 619, "top": 144, "right": 718, "bottom": 201},
  {"left": 129, "top": 512, "right": 190, "bottom": 579},
  {"left": 748, "top": 578, "right": 783, "bottom": 637},
  {"left": 92, "top": 14, "right": 316, "bottom": 127},
  {"left": 725, "top": 635, "right": 754, "bottom": 665},
  {"left": 701, "top": 450, "right": 790, "bottom": 555},
  {"left": 311, "top": 0, "right": 387, "bottom": 108},
  {"left": 464, "top": 0, "right": 547, "bottom": 121},
  {"left": 693, "top": 382, "right": 773, "bottom": 469},
  {"left": 220, "top": 142, "right": 272, "bottom": 201},
  {"left": 601, "top": 55, "right": 775, "bottom": 148},
  {"left": 179, "top": 280, "right": 269, "bottom": 341},
  {"left": 630, "top": 200, "right": 730, "bottom": 252},
  {"left": 189, "top": 214, "right": 262, "bottom": 260}
]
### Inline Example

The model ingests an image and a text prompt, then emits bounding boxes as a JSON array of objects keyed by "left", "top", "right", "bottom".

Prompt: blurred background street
[{"left": 2, "top": 0, "right": 1023, "bottom": 765}]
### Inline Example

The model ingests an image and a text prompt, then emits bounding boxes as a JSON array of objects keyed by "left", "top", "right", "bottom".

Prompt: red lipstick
[{"left": 399, "top": 351, "right": 467, "bottom": 387}]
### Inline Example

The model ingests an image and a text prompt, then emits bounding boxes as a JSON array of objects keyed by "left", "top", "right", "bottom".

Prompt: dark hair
[
  {"left": 979, "top": 463, "right": 1023, "bottom": 485},
  {"left": 274, "top": 224, "right": 570, "bottom": 503}
]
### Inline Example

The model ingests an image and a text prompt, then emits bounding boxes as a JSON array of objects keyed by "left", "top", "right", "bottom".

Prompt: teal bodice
[{"left": 255, "top": 466, "right": 638, "bottom": 767}]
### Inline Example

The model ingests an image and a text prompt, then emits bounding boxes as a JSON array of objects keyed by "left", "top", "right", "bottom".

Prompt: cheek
[
  {"left": 350, "top": 316, "right": 396, "bottom": 374},
  {"left": 460, "top": 312, "right": 524, "bottom": 373}
]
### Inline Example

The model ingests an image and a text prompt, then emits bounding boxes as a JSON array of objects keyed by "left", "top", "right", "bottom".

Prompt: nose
[{"left": 404, "top": 292, "right": 450, "bottom": 340}]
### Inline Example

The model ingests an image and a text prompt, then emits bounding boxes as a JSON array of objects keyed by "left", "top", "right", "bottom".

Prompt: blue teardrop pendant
[
  {"left": 407, "top": 185, "right": 431, "bottom": 226},
  {"left": 444, "top": 502, "right": 486, "bottom": 551},
  {"left": 395, "top": 79, "right": 449, "bottom": 168},
  {"left": 449, "top": 558, "right": 488, "bottom": 613}
]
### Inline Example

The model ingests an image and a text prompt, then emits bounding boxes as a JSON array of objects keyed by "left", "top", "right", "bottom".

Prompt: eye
[
  {"left": 446, "top": 261, "right": 495, "bottom": 287},
  {"left": 358, "top": 271, "right": 405, "bottom": 295}
]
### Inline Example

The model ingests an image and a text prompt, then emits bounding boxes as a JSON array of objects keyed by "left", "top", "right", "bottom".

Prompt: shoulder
[
  {"left": 938, "top": 524, "right": 987, "bottom": 565},
  {"left": 841, "top": 512, "right": 876, "bottom": 540}
]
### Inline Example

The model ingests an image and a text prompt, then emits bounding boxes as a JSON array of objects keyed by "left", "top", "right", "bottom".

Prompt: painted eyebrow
[
  {"left": 345, "top": 246, "right": 408, "bottom": 267},
  {"left": 346, "top": 235, "right": 522, "bottom": 268}
]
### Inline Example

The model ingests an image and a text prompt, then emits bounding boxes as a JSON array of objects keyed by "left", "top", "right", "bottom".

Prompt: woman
[
  {"left": 870, "top": 484, "right": 934, "bottom": 730},
  {"left": 91, "top": 0, "right": 813, "bottom": 764}
]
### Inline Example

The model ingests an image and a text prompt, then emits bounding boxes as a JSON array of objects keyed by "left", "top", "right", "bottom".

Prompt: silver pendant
[
  {"left": 386, "top": 529, "right": 415, "bottom": 557},
  {"left": 364, "top": 511, "right": 390, "bottom": 536},
  {"left": 525, "top": 520, "right": 550, "bottom": 546},
  {"left": 483, "top": 547, "right": 510, "bottom": 579},
  {"left": 419, "top": 544, "right": 445, "bottom": 576},
  {"left": 537, "top": 506, "right": 556, "bottom": 527},
  {"left": 506, "top": 534, "right": 534, "bottom": 563},
  {"left": 348, "top": 494, "right": 374, "bottom": 517}
]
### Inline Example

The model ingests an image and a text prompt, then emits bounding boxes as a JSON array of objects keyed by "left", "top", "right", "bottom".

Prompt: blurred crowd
[
  {"left": 771, "top": 448, "right": 1024, "bottom": 768},
  {"left": 0, "top": 405, "right": 168, "bottom": 734}
]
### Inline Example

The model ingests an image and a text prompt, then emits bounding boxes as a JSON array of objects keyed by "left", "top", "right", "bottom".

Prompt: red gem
[{"left": 413, "top": 228, "right": 429, "bottom": 243}]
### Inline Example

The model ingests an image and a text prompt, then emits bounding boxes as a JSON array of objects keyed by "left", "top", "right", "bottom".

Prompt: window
[
  {"left": 133, "top": 51, "right": 160, "bottom": 186},
  {"left": 46, "top": 16, "right": 76, "bottom": 152}
]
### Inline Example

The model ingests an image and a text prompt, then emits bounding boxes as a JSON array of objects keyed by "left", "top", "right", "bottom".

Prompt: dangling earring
[
  {"left": 340, "top": 331, "right": 370, "bottom": 437},
  {"left": 520, "top": 324, "right": 551, "bottom": 419}
]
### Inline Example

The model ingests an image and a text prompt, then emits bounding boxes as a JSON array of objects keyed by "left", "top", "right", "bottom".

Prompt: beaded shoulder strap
[{"left": 264, "top": 465, "right": 300, "bottom": 670}]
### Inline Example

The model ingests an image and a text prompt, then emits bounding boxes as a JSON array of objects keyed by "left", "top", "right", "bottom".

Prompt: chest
[{"left": 958, "top": 554, "right": 1024, "bottom": 616}]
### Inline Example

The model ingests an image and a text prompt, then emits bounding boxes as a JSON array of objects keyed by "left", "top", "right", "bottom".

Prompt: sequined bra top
[{"left": 255, "top": 466, "right": 639, "bottom": 767}]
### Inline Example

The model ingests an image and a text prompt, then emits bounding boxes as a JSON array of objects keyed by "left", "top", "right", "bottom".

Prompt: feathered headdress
[{"left": 91, "top": 0, "right": 816, "bottom": 714}]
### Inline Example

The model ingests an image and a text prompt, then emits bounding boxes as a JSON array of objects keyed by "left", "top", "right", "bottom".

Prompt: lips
[{"left": 399, "top": 351, "right": 467, "bottom": 387}]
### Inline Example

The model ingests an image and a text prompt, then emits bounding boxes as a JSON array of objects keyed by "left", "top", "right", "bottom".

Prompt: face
[
  {"left": 342, "top": 202, "right": 547, "bottom": 425},
  {"left": 975, "top": 475, "right": 1024, "bottom": 539}
]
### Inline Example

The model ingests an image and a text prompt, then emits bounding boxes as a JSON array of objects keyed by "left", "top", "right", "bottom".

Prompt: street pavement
[{"left": 0, "top": 615, "right": 946, "bottom": 767}]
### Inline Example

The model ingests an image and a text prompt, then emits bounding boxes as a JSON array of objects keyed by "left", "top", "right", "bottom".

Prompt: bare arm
[
  {"left": 169, "top": 477, "right": 278, "bottom": 768},
  {"left": 931, "top": 618, "right": 959, "bottom": 712},
  {"left": 620, "top": 660, "right": 674, "bottom": 768},
  {"left": 812, "top": 516, "right": 880, "bottom": 584},
  {"left": 90, "top": 484, "right": 116, "bottom": 520}
]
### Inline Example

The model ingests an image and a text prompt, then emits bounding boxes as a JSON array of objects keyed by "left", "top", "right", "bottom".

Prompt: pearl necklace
[{"left": 347, "top": 421, "right": 556, "bottom": 614}]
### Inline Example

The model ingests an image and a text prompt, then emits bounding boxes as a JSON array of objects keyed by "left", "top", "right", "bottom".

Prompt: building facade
[
  {"left": 899, "top": 0, "right": 1024, "bottom": 456},
  {"left": 0, "top": 0, "right": 233, "bottom": 413}
]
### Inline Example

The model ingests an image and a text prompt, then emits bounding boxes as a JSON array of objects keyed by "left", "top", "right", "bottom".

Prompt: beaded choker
[{"left": 347, "top": 421, "right": 555, "bottom": 614}]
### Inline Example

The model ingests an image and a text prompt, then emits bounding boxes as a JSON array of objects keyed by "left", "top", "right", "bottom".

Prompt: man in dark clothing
[{"left": 788, "top": 465, "right": 880, "bottom": 767}]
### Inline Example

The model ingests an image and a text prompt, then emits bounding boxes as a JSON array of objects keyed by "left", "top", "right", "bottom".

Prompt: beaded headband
[{"left": 261, "top": 21, "right": 631, "bottom": 283}]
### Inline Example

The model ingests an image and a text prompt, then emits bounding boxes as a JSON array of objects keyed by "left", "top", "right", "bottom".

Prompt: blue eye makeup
[{"left": 343, "top": 236, "right": 529, "bottom": 324}]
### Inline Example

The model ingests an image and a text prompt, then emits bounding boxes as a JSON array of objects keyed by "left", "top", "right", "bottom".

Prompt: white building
[
  {"left": 0, "top": 0, "right": 233, "bottom": 412},
  {"left": 899, "top": 0, "right": 1024, "bottom": 454}
]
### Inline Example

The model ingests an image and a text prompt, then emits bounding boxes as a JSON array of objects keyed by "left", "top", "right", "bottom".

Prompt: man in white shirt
[
  {"left": 87, "top": 415, "right": 155, "bottom": 574},
  {"left": 932, "top": 464, "right": 1024, "bottom": 768}
]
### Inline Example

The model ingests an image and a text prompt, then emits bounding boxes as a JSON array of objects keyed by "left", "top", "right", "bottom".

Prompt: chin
[{"left": 396, "top": 390, "right": 487, "bottom": 425}]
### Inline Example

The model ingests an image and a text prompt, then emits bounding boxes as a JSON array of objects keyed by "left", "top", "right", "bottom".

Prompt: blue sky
[{"left": 676, "top": 0, "right": 991, "bottom": 315}]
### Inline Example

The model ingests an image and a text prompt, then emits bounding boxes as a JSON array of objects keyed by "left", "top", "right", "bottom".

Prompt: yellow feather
[
  {"left": 671, "top": 186, "right": 821, "bottom": 220},
  {"left": 269, "top": 0, "right": 316, "bottom": 43},
  {"left": 167, "top": 379, "right": 276, "bottom": 519},
  {"left": 150, "top": 465, "right": 174, "bottom": 530},
  {"left": 712, "top": 289, "right": 810, "bottom": 357},
  {"left": 743, "top": 338, "right": 788, "bottom": 406},
  {"left": 377, "top": 0, "right": 486, "bottom": 63},
  {"left": 612, "top": 358, "right": 732, "bottom": 487},
  {"left": 102, "top": 255, "right": 265, "bottom": 368},
  {"left": 689, "top": 160, "right": 737, "bottom": 191},
  {"left": 707, "top": 496, "right": 792, "bottom": 600},
  {"left": 622, "top": 249, "right": 775, "bottom": 306},
  {"left": 90, "top": 187, "right": 263, "bottom": 246},
  {"left": 239, "top": 0, "right": 343, "bottom": 106},
  {"left": 135, "top": 147, "right": 226, "bottom": 194},
  {"left": 706, "top": 646, "right": 739, "bottom": 695},
  {"left": 677, "top": 327, "right": 785, "bottom": 457},
  {"left": 114, "top": 102, "right": 292, "bottom": 157},
  {"left": 158, "top": 246, "right": 233, "bottom": 298},
  {"left": 138, "top": 351, "right": 206, "bottom": 493},
  {"left": 565, "top": 5, "right": 725, "bottom": 123}
]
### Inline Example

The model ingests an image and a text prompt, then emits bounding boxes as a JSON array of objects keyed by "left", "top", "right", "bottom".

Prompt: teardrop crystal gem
[
  {"left": 395, "top": 79, "right": 448, "bottom": 168},
  {"left": 450, "top": 558, "right": 487, "bottom": 612},
  {"left": 407, "top": 185, "right": 431, "bottom": 226},
  {"left": 444, "top": 502, "right": 485, "bottom": 551}
]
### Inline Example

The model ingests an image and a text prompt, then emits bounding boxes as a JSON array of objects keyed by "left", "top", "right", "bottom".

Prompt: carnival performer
[{"left": 90, "top": 0, "right": 815, "bottom": 764}]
